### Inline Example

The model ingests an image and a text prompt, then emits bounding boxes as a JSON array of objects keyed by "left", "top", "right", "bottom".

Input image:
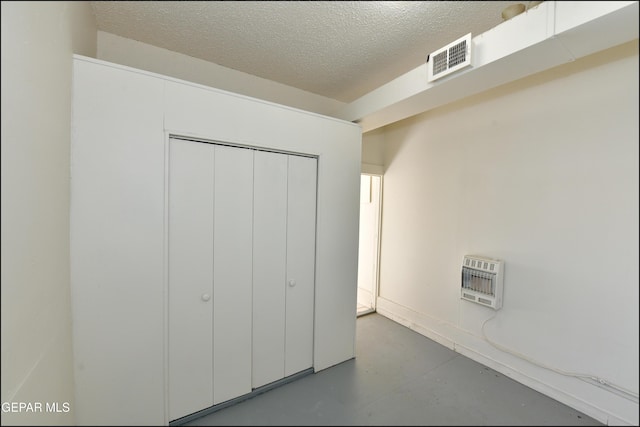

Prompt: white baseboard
[{"left": 376, "top": 297, "right": 638, "bottom": 426}]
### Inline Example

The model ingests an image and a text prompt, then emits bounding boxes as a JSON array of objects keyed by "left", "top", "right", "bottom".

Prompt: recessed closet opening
[{"left": 166, "top": 136, "right": 318, "bottom": 422}]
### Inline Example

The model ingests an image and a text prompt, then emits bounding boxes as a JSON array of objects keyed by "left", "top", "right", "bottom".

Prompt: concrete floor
[{"left": 184, "top": 313, "right": 602, "bottom": 426}]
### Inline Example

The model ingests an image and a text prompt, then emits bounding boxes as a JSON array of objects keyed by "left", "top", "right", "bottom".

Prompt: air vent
[
  {"left": 427, "top": 33, "right": 473, "bottom": 83},
  {"left": 461, "top": 255, "right": 504, "bottom": 310}
]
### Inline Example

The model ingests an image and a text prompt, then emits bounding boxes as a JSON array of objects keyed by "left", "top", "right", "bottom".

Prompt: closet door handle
[
  {"left": 201, "top": 293, "right": 211, "bottom": 302},
  {"left": 288, "top": 280, "right": 296, "bottom": 288}
]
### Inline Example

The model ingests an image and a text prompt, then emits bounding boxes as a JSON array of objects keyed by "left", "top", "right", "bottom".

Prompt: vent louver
[{"left": 427, "top": 33, "right": 473, "bottom": 82}]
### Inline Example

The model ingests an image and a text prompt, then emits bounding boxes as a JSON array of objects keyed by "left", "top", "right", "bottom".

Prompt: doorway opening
[{"left": 357, "top": 173, "right": 382, "bottom": 317}]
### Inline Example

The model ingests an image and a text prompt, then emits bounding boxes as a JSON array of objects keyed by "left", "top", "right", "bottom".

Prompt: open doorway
[{"left": 357, "top": 174, "right": 382, "bottom": 317}]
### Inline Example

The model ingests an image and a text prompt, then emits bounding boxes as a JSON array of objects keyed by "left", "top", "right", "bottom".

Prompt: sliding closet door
[
  {"left": 169, "top": 140, "right": 254, "bottom": 416},
  {"left": 285, "top": 155, "right": 317, "bottom": 376},
  {"left": 168, "top": 139, "right": 215, "bottom": 421},
  {"left": 252, "top": 151, "right": 288, "bottom": 388},
  {"left": 253, "top": 152, "right": 317, "bottom": 387},
  {"left": 169, "top": 141, "right": 315, "bottom": 417},
  {"left": 213, "top": 145, "right": 254, "bottom": 404}
]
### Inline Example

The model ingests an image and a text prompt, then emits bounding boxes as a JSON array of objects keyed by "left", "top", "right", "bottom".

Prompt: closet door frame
[{"left": 163, "top": 134, "right": 319, "bottom": 422}]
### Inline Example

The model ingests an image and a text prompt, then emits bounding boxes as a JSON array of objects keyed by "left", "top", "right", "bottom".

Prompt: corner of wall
[{"left": 1, "top": 1, "right": 98, "bottom": 425}]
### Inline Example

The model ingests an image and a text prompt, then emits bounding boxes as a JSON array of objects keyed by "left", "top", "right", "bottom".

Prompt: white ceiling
[{"left": 90, "top": 1, "right": 527, "bottom": 103}]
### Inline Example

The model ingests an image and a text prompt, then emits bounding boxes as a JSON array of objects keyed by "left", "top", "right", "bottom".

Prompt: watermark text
[{"left": 1, "top": 401, "right": 70, "bottom": 413}]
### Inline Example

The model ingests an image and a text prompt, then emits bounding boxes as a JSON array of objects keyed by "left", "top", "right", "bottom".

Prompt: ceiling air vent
[{"left": 427, "top": 33, "right": 472, "bottom": 83}]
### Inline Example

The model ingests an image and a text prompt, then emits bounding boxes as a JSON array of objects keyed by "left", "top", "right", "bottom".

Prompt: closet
[
  {"left": 168, "top": 139, "right": 316, "bottom": 421},
  {"left": 70, "top": 55, "right": 361, "bottom": 425}
]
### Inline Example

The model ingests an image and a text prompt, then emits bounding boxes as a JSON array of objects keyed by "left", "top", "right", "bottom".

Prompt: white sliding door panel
[
  {"left": 252, "top": 151, "right": 288, "bottom": 388},
  {"left": 285, "top": 155, "right": 317, "bottom": 376},
  {"left": 213, "top": 145, "right": 254, "bottom": 404},
  {"left": 168, "top": 139, "right": 215, "bottom": 421}
]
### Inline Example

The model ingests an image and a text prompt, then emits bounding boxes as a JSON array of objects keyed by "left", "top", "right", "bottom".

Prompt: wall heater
[{"left": 461, "top": 255, "right": 504, "bottom": 309}]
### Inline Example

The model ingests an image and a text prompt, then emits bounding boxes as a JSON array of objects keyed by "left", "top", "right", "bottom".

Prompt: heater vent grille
[
  {"left": 427, "top": 33, "right": 473, "bottom": 82},
  {"left": 461, "top": 255, "right": 504, "bottom": 310}
]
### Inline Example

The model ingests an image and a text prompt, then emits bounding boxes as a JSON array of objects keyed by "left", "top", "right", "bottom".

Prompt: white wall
[
  {"left": 376, "top": 40, "right": 639, "bottom": 425},
  {"left": 0, "top": 2, "right": 96, "bottom": 425},
  {"left": 97, "top": 31, "right": 345, "bottom": 117},
  {"left": 362, "top": 127, "right": 385, "bottom": 167}
]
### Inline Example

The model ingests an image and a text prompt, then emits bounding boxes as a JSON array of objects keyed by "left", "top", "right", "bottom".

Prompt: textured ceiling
[{"left": 91, "top": 1, "right": 525, "bottom": 102}]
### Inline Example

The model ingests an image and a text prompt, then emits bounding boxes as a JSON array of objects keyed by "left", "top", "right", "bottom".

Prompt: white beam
[{"left": 336, "top": 1, "right": 639, "bottom": 133}]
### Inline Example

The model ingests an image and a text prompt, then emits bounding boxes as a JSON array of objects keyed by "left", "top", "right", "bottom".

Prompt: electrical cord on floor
[{"left": 481, "top": 314, "right": 639, "bottom": 403}]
